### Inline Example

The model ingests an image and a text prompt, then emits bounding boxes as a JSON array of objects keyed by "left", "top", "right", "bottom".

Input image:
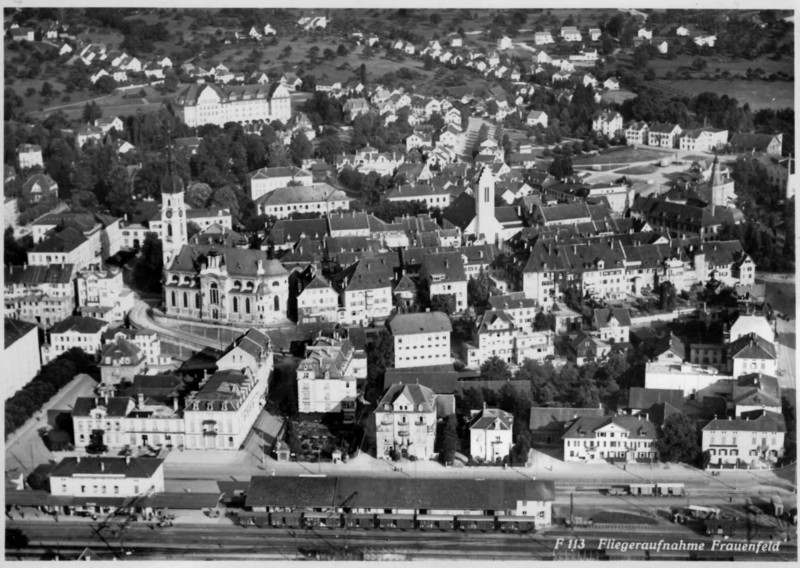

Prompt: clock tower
[{"left": 160, "top": 145, "right": 187, "bottom": 270}]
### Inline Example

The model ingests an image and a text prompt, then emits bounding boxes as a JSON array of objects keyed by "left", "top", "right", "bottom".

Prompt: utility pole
[{"left": 569, "top": 492, "right": 574, "bottom": 534}]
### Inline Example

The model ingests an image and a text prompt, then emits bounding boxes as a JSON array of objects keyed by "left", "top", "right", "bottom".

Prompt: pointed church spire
[{"left": 161, "top": 137, "right": 184, "bottom": 195}]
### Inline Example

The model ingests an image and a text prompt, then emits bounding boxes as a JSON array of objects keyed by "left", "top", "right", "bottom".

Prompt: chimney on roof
[
  {"left": 101, "top": 462, "right": 105, "bottom": 472},
  {"left": 77, "top": 455, "right": 81, "bottom": 463},
  {"left": 126, "top": 455, "right": 131, "bottom": 466}
]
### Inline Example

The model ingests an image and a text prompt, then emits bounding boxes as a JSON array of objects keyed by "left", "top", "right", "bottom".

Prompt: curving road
[{"left": 128, "top": 300, "right": 225, "bottom": 351}]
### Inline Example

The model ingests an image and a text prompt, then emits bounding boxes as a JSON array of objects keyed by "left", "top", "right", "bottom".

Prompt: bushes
[{"left": 4, "top": 348, "right": 94, "bottom": 438}]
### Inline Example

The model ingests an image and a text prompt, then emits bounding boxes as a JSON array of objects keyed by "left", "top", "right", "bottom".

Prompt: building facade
[
  {"left": 389, "top": 312, "right": 453, "bottom": 369},
  {"left": 173, "top": 83, "right": 291, "bottom": 128}
]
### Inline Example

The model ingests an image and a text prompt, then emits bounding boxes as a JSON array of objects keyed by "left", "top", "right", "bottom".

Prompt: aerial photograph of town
[{"left": 2, "top": 4, "right": 796, "bottom": 562}]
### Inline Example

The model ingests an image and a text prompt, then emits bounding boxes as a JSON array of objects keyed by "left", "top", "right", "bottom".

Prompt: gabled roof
[
  {"left": 476, "top": 310, "right": 514, "bottom": 335},
  {"left": 4, "top": 318, "right": 38, "bottom": 348},
  {"left": 388, "top": 312, "right": 452, "bottom": 335},
  {"left": 167, "top": 244, "right": 289, "bottom": 278},
  {"left": 529, "top": 407, "right": 606, "bottom": 431},
  {"left": 72, "top": 396, "right": 133, "bottom": 417},
  {"left": 627, "top": 387, "right": 684, "bottom": 411},
  {"left": 593, "top": 307, "right": 631, "bottom": 328},
  {"left": 31, "top": 226, "right": 87, "bottom": 254},
  {"left": 702, "top": 410, "right": 786, "bottom": 432},
  {"left": 470, "top": 407, "right": 513, "bottom": 430},
  {"left": 420, "top": 251, "right": 467, "bottom": 282},
  {"left": 728, "top": 333, "right": 776, "bottom": 360},
  {"left": 378, "top": 382, "right": 437, "bottom": 413},
  {"left": 100, "top": 337, "right": 143, "bottom": 364},
  {"left": 49, "top": 315, "right": 107, "bottom": 335},
  {"left": 269, "top": 218, "right": 329, "bottom": 246},
  {"left": 563, "top": 414, "right": 658, "bottom": 439},
  {"left": 51, "top": 457, "right": 164, "bottom": 479},
  {"left": 4, "top": 263, "right": 75, "bottom": 286}
]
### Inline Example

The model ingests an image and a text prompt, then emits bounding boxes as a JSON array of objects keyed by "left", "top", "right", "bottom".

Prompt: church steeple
[
  {"left": 161, "top": 144, "right": 184, "bottom": 195},
  {"left": 160, "top": 139, "right": 187, "bottom": 271},
  {"left": 707, "top": 151, "right": 725, "bottom": 212}
]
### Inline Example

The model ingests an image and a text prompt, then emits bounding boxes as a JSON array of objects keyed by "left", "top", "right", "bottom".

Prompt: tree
[
  {"left": 781, "top": 395, "right": 796, "bottom": 465},
  {"left": 187, "top": 221, "right": 202, "bottom": 240},
  {"left": 438, "top": 414, "right": 458, "bottom": 465},
  {"left": 4, "top": 228, "right": 33, "bottom": 266},
  {"left": 509, "top": 430, "right": 531, "bottom": 466},
  {"left": 209, "top": 185, "right": 241, "bottom": 223},
  {"left": 549, "top": 153, "right": 573, "bottom": 179},
  {"left": 93, "top": 75, "right": 117, "bottom": 95},
  {"left": 467, "top": 271, "right": 497, "bottom": 314},
  {"left": 480, "top": 356, "right": 511, "bottom": 382},
  {"left": 133, "top": 232, "right": 163, "bottom": 294},
  {"left": 430, "top": 13, "right": 442, "bottom": 26},
  {"left": 40, "top": 81, "right": 54, "bottom": 97},
  {"left": 430, "top": 294, "right": 456, "bottom": 315},
  {"left": 289, "top": 130, "right": 313, "bottom": 166},
  {"left": 658, "top": 281, "right": 677, "bottom": 311},
  {"left": 657, "top": 413, "right": 700, "bottom": 464},
  {"left": 185, "top": 182, "right": 213, "bottom": 209},
  {"left": 366, "top": 330, "right": 394, "bottom": 403},
  {"left": 82, "top": 101, "right": 103, "bottom": 123},
  {"left": 457, "top": 387, "right": 485, "bottom": 417},
  {"left": 472, "top": 123, "right": 489, "bottom": 157},
  {"left": 533, "top": 311, "right": 552, "bottom": 332},
  {"left": 104, "top": 164, "right": 135, "bottom": 218}
]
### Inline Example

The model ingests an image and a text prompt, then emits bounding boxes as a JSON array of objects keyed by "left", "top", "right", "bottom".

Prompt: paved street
[
  {"left": 760, "top": 275, "right": 796, "bottom": 390},
  {"left": 5, "top": 373, "right": 97, "bottom": 476}
]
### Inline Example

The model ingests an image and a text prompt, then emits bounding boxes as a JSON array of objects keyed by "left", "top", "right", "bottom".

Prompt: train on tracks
[
  {"left": 234, "top": 511, "right": 537, "bottom": 533},
  {"left": 597, "top": 482, "right": 685, "bottom": 496}
]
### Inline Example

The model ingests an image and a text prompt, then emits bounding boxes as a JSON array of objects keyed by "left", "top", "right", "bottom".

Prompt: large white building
[
  {"left": 255, "top": 183, "right": 352, "bottom": 219},
  {"left": 563, "top": 415, "right": 658, "bottom": 463},
  {"left": 4, "top": 264, "right": 75, "bottom": 329},
  {"left": 75, "top": 265, "right": 134, "bottom": 323},
  {"left": 592, "top": 110, "right": 624, "bottom": 137},
  {"left": 728, "top": 333, "right": 777, "bottom": 378},
  {"left": 469, "top": 406, "right": 514, "bottom": 463},
  {"left": 4, "top": 318, "right": 41, "bottom": 400},
  {"left": 296, "top": 336, "right": 365, "bottom": 419},
  {"left": 18, "top": 144, "right": 43, "bottom": 169},
  {"left": 375, "top": 383, "right": 439, "bottom": 460},
  {"left": 73, "top": 329, "right": 272, "bottom": 451},
  {"left": 42, "top": 315, "right": 109, "bottom": 364},
  {"left": 248, "top": 166, "right": 314, "bottom": 200},
  {"left": 420, "top": 252, "right": 469, "bottom": 313},
  {"left": 388, "top": 312, "right": 452, "bottom": 369},
  {"left": 173, "top": 83, "right": 291, "bottom": 128},
  {"left": 678, "top": 128, "right": 728, "bottom": 153},
  {"left": 164, "top": 244, "right": 290, "bottom": 326},
  {"left": 702, "top": 411, "right": 786, "bottom": 467},
  {"left": 49, "top": 456, "right": 165, "bottom": 498}
]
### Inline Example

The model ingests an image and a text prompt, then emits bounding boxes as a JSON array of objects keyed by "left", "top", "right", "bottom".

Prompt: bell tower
[
  {"left": 475, "top": 166, "right": 500, "bottom": 244},
  {"left": 160, "top": 144, "right": 187, "bottom": 269}
]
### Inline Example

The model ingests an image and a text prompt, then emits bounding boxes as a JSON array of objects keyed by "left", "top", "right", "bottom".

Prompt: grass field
[
  {"left": 572, "top": 145, "right": 673, "bottom": 166},
  {"left": 600, "top": 89, "right": 637, "bottom": 105},
  {"left": 653, "top": 79, "right": 794, "bottom": 110},
  {"left": 615, "top": 164, "right": 660, "bottom": 175},
  {"left": 646, "top": 54, "right": 794, "bottom": 78}
]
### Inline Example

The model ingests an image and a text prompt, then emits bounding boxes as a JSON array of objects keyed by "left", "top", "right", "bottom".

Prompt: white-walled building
[
  {"left": 43, "top": 315, "right": 109, "bottom": 363},
  {"left": 702, "top": 411, "right": 785, "bottom": 467},
  {"left": 18, "top": 144, "right": 43, "bottom": 169},
  {"left": 49, "top": 457, "right": 165, "bottom": 498},
  {"left": 4, "top": 264, "right": 75, "bottom": 329},
  {"left": 248, "top": 166, "right": 313, "bottom": 200},
  {"left": 389, "top": 312, "right": 452, "bottom": 369},
  {"left": 4, "top": 318, "right": 41, "bottom": 400},
  {"left": 563, "top": 415, "right": 658, "bottom": 462},
  {"left": 678, "top": 128, "right": 728, "bottom": 153},
  {"left": 592, "top": 110, "right": 623, "bottom": 137},
  {"left": 255, "top": 183, "right": 352, "bottom": 219},
  {"left": 375, "top": 383, "right": 439, "bottom": 460},
  {"left": 469, "top": 406, "right": 514, "bottom": 463},
  {"left": 75, "top": 266, "right": 134, "bottom": 323},
  {"left": 173, "top": 83, "right": 291, "bottom": 128},
  {"left": 297, "top": 336, "right": 364, "bottom": 420},
  {"left": 592, "top": 308, "right": 631, "bottom": 344},
  {"left": 728, "top": 334, "right": 777, "bottom": 378}
]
